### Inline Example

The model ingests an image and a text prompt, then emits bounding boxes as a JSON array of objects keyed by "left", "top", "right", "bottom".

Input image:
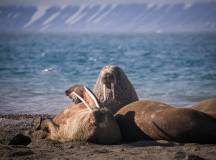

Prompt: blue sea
[{"left": 0, "top": 32, "right": 216, "bottom": 114}]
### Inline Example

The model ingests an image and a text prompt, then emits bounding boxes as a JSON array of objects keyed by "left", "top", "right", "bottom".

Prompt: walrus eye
[
  {"left": 106, "top": 73, "right": 114, "bottom": 82},
  {"left": 102, "top": 73, "right": 115, "bottom": 85},
  {"left": 65, "top": 89, "right": 71, "bottom": 96}
]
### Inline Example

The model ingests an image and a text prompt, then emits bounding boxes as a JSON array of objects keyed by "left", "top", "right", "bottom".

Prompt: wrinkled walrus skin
[
  {"left": 191, "top": 98, "right": 216, "bottom": 119},
  {"left": 40, "top": 87, "right": 122, "bottom": 144},
  {"left": 115, "top": 100, "right": 216, "bottom": 143}
]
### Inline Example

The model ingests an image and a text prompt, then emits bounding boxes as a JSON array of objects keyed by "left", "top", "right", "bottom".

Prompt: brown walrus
[
  {"left": 115, "top": 100, "right": 216, "bottom": 143},
  {"left": 39, "top": 87, "right": 121, "bottom": 144},
  {"left": 66, "top": 65, "right": 138, "bottom": 114},
  {"left": 191, "top": 98, "right": 216, "bottom": 119}
]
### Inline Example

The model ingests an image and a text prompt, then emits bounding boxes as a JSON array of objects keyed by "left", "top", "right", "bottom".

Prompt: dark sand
[{"left": 0, "top": 114, "right": 215, "bottom": 160}]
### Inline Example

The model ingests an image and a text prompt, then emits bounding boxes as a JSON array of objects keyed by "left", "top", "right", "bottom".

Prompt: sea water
[{"left": 0, "top": 32, "right": 216, "bottom": 114}]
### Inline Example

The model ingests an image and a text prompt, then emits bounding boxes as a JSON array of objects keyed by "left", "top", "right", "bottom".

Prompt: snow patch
[
  {"left": 65, "top": 5, "right": 86, "bottom": 24},
  {"left": 156, "top": 3, "right": 164, "bottom": 9},
  {"left": 12, "top": 13, "right": 20, "bottom": 19},
  {"left": 24, "top": 6, "right": 48, "bottom": 28},
  {"left": 86, "top": 4, "right": 107, "bottom": 22},
  {"left": 147, "top": 3, "right": 155, "bottom": 9},
  {"left": 184, "top": 3, "right": 193, "bottom": 9},
  {"left": 67, "top": 11, "right": 87, "bottom": 25},
  {"left": 93, "top": 4, "right": 117, "bottom": 24},
  {"left": 40, "top": 24, "right": 50, "bottom": 31},
  {"left": 43, "top": 11, "right": 61, "bottom": 25}
]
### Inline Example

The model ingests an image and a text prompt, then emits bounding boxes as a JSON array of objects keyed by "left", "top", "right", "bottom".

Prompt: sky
[{"left": 0, "top": 0, "right": 215, "bottom": 7}]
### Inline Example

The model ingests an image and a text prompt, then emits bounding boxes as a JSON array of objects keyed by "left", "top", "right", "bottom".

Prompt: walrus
[
  {"left": 115, "top": 100, "right": 216, "bottom": 143},
  {"left": 66, "top": 65, "right": 138, "bottom": 114},
  {"left": 39, "top": 87, "right": 121, "bottom": 144},
  {"left": 191, "top": 98, "right": 216, "bottom": 119}
]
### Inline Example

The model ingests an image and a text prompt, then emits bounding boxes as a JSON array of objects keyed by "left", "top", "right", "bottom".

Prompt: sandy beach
[{"left": 0, "top": 114, "right": 215, "bottom": 160}]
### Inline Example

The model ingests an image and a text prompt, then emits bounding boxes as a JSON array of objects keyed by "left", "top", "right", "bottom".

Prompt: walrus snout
[{"left": 101, "top": 71, "right": 117, "bottom": 102}]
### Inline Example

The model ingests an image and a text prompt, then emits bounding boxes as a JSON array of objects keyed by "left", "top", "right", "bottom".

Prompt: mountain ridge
[{"left": 0, "top": 2, "right": 216, "bottom": 32}]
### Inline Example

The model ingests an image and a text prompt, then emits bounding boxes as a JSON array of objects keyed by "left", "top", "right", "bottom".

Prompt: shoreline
[
  {"left": 0, "top": 114, "right": 54, "bottom": 120},
  {"left": 0, "top": 114, "right": 216, "bottom": 160}
]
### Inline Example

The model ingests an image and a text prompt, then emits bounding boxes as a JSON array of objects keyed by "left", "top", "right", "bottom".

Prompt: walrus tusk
[
  {"left": 103, "top": 84, "right": 106, "bottom": 101},
  {"left": 111, "top": 82, "right": 115, "bottom": 99},
  {"left": 84, "top": 87, "right": 100, "bottom": 109},
  {"left": 72, "top": 92, "right": 92, "bottom": 112}
]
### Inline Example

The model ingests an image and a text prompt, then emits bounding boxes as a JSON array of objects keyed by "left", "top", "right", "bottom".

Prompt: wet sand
[{"left": 0, "top": 114, "right": 215, "bottom": 160}]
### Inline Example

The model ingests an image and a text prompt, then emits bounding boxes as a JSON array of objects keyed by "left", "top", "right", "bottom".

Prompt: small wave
[
  {"left": 41, "top": 67, "right": 54, "bottom": 73},
  {"left": 40, "top": 52, "right": 46, "bottom": 57},
  {"left": 89, "top": 57, "right": 97, "bottom": 62}
]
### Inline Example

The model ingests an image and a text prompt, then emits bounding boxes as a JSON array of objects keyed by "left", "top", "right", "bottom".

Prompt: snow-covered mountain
[{"left": 0, "top": 2, "right": 216, "bottom": 32}]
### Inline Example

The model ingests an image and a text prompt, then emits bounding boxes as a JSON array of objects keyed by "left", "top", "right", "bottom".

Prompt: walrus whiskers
[
  {"left": 84, "top": 87, "right": 100, "bottom": 109},
  {"left": 72, "top": 91, "right": 92, "bottom": 112}
]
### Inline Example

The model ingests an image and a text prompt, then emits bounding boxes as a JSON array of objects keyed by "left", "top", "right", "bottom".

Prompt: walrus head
[
  {"left": 93, "top": 65, "right": 138, "bottom": 113},
  {"left": 65, "top": 84, "right": 84, "bottom": 104}
]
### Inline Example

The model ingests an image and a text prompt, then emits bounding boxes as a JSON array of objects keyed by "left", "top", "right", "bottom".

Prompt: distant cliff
[{"left": 0, "top": 2, "right": 216, "bottom": 32}]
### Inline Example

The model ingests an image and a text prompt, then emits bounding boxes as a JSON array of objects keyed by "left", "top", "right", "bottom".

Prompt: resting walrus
[
  {"left": 115, "top": 100, "right": 216, "bottom": 143},
  {"left": 39, "top": 87, "right": 121, "bottom": 144},
  {"left": 66, "top": 65, "right": 138, "bottom": 114},
  {"left": 191, "top": 98, "right": 216, "bottom": 119}
]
